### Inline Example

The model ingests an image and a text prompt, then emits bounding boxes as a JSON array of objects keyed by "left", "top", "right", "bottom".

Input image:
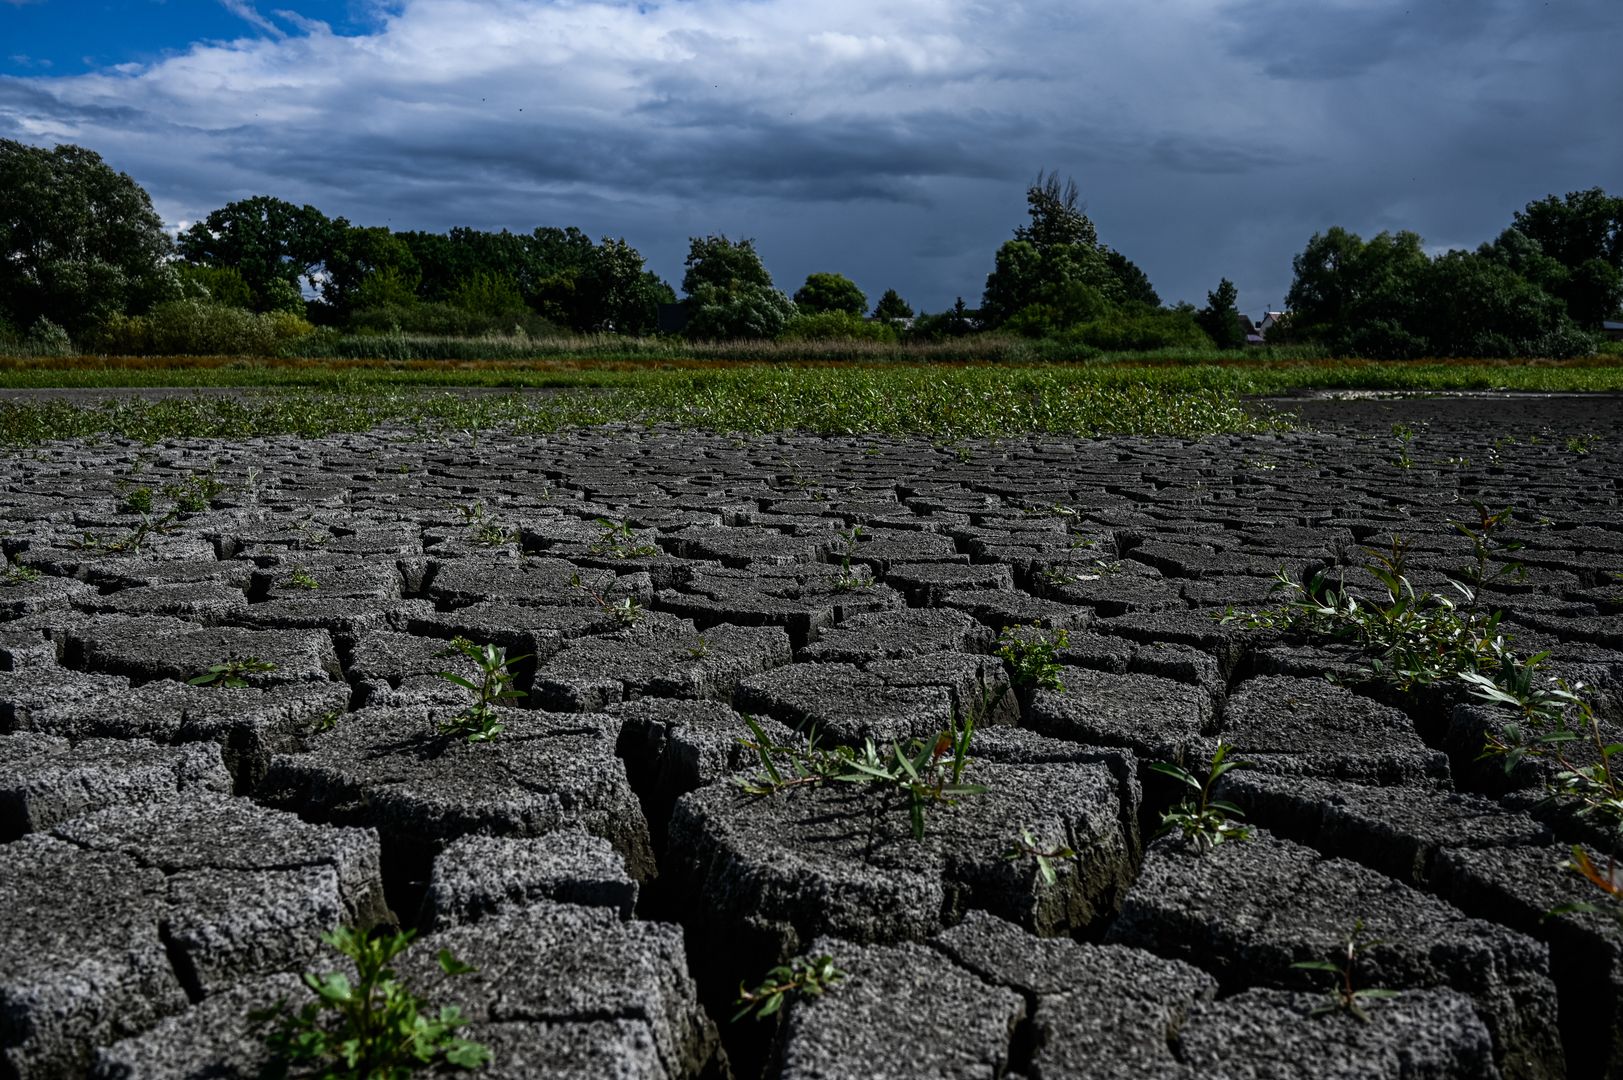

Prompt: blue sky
[
  {"left": 2, "top": 2, "right": 375, "bottom": 76},
  {"left": 3, "top": 1, "right": 1621, "bottom": 315}
]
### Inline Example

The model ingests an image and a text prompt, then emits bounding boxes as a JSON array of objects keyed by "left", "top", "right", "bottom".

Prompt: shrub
[
  {"left": 94, "top": 299, "right": 314, "bottom": 355},
  {"left": 778, "top": 310, "right": 898, "bottom": 343},
  {"left": 23, "top": 317, "right": 75, "bottom": 357}
]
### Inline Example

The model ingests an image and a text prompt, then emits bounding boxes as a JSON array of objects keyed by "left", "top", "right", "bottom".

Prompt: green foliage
[
  {"left": 588, "top": 518, "right": 658, "bottom": 558},
  {"left": 1291, "top": 920, "right": 1400, "bottom": 1022},
  {"left": 447, "top": 272, "right": 529, "bottom": 321},
  {"left": 736, "top": 712, "right": 986, "bottom": 840},
  {"left": 189, "top": 656, "right": 278, "bottom": 688},
  {"left": 1, "top": 559, "right": 41, "bottom": 586},
  {"left": 455, "top": 503, "right": 517, "bottom": 547},
  {"left": 434, "top": 636, "right": 529, "bottom": 742},
  {"left": 94, "top": 299, "right": 314, "bottom": 356},
  {"left": 177, "top": 195, "right": 334, "bottom": 312},
  {"left": 872, "top": 288, "right": 914, "bottom": 320},
  {"left": 254, "top": 926, "right": 489, "bottom": 1078},
  {"left": 1149, "top": 742, "right": 1253, "bottom": 850},
  {"left": 681, "top": 235, "right": 774, "bottom": 296},
  {"left": 778, "top": 310, "right": 897, "bottom": 343},
  {"left": 1102, "top": 247, "right": 1160, "bottom": 306},
  {"left": 176, "top": 264, "right": 255, "bottom": 309},
  {"left": 684, "top": 283, "right": 797, "bottom": 341},
  {"left": 995, "top": 624, "right": 1070, "bottom": 691},
  {"left": 793, "top": 272, "right": 867, "bottom": 316},
  {"left": 1003, "top": 825, "right": 1078, "bottom": 886},
  {"left": 0, "top": 139, "right": 177, "bottom": 338},
  {"left": 733, "top": 955, "right": 845, "bottom": 1021},
  {"left": 1195, "top": 278, "right": 1246, "bottom": 350},
  {"left": 1554, "top": 847, "right": 1623, "bottom": 928},
  {"left": 286, "top": 566, "right": 321, "bottom": 590}
]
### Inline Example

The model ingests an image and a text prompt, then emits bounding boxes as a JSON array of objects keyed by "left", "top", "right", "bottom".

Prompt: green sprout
[
  {"left": 995, "top": 624, "right": 1070, "bottom": 692},
  {"left": 733, "top": 955, "right": 845, "bottom": 1022},
  {"left": 286, "top": 566, "right": 321, "bottom": 590},
  {"left": 1149, "top": 741, "right": 1252, "bottom": 850},
  {"left": 1004, "top": 825, "right": 1077, "bottom": 886},
  {"left": 188, "top": 656, "right": 278, "bottom": 689},
  {"left": 588, "top": 518, "right": 658, "bottom": 558},
  {"left": 253, "top": 926, "right": 489, "bottom": 1077},
  {"left": 435, "top": 637, "right": 529, "bottom": 743},
  {"left": 1291, "top": 919, "right": 1400, "bottom": 1022}
]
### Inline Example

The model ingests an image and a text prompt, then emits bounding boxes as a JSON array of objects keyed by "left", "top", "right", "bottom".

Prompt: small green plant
[
  {"left": 286, "top": 566, "right": 321, "bottom": 590},
  {"left": 435, "top": 636, "right": 528, "bottom": 742},
  {"left": 733, "top": 954, "right": 845, "bottom": 1021},
  {"left": 995, "top": 624, "right": 1070, "bottom": 692},
  {"left": 1451, "top": 501, "right": 1524, "bottom": 612},
  {"left": 163, "top": 472, "right": 225, "bottom": 513},
  {"left": 1, "top": 560, "right": 40, "bottom": 586},
  {"left": 1565, "top": 433, "right": 1601, "bottom": 455},
  {"left": 736, "top": 712, "right": 986, "bottom": 840},
  {"left": 588, "top": 518, "right": 658, "bottom": 559},
  {"left": 1553, "top": 847, "right": 1623, "bottom": 928},
  {"left": 118, "top": 485, "right": 154, "bottom": 514},
  {"left": 309, "top": 710, "right": 342, "bottom": 735},
  {"left": 685, "top": 636, "right": 709, "bottom": 659},
  {"left": 1004, "top": 825, "right": 1077, "bottom": 886},
  {"left": 1149, "top": 741, "right": 1252, "bottom": 850},
  {"left": 1291, "top": 919, "right": 1399, "bottom": 1022},
  {"left": 1389, "top": 423, "right": 1416, "bottom": 469},
  {"left": 830, "top": 525, "right": 871, "bottom": 590},
  {"left": 456, "top": 503, "right": 516, "bottom": 547},
  {"left": 188, "top": 656, "right": 278, "bottom": 688},
  {"left": 568, "top": 572, "right": 646, "bottom": 625},
  {"left": 253, "top": 926, "right": 489, "bottom": 1077}
]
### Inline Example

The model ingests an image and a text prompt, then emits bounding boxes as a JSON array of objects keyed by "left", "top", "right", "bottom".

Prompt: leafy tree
[
  {"left": 176, "top": 264, "right": 253, "bottom": 309},
  {"left": 1015, "top": 171, "right": 1098, "bottom": 250},
  {"left": 0, "top": 139, "right": 176, "bottom": 338},
  {"left": 1482, "top": 223, "right": 1623, "bottom": 328},
  {"left": 577, "top": 238, "right": 674, "bottom": 334},
  {"left": 1195, "top": 278, "right": 1246, "bottom": 349},
  {"left": 872, "top": 289, "right": 914, "bottom": 320},
  {"left": 1512, "top": 188, "right": 1623, "bottom": 274},
  {"left": 681, "top": 235, "right": 794, "bottom": 340},
  {"left": 177, "top": 195, "right": 334, "bottom": 312},
  {"left": 793, "top": 272, "right": 867, "bottom": 317},
  {"left": 1103, "top": 248, "right": 1160, "bottom": 307},
  {"left": 1284, "top": 228, "right": 1429, "bottom": 357},
  {"left": 1416, "top": 250, "right": 1589, "bottom": 357},
  {"left": 321, "top": 224, "right": 420, "bottom": 317},
  {"left": 681, "top": 235, "right": 774, "bottom": 296},
  {"left": 448, "top": 272, "right": 528, "bottom": 320}
]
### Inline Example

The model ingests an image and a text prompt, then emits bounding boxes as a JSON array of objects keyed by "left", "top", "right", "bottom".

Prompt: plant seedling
[
  {"left": 1553, "top": 846, "right": 1623, "bottom": 928},
  {"left": 1, "top": 560, "right": 40, "bottom": 586},
  {"left": 435, "top": 636, "right": 529, "bottom": 743},
  {"left": 456, "top": 503, "right": 517, "bottom": 547},
  {"left": 1291, "top": 919, "right": 1399, "bottom": 1022},
  {"left": 568, "top": 572, "right": 646, "bottom": 625},
  {"left": 253, "top": 926, "right": 490, "bottom": 1076},
  {"left": 1004, "top": 825, "right": 1078, "bottom": 886},
  {"left": 118, "top": 485, "right": 154, "bottom": 514},
  {"left": 189, "top": 656, "right": 278, "bottom": 688},
  {"left": 286, "top": 566, "right": 321, "bottom": 590},
  {"left": 1149, "top": 741, "right": 1252, "bottom": 850},
  {"left": 589, "top": 518, "right": 658, "bottom": 559},
  {"left": 830, "top": 524, "right": 867, "bottom": 589},
  {"left": 733, "top": 955, "right": 845, "bottom": 1021},
  {"left": 995, "top": 624, "right": 1070, "bottom": 692}
]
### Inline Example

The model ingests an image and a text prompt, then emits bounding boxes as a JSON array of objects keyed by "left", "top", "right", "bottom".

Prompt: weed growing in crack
[
  {"left": 1565, "top": 433, "right": 1601, "bottom": 455},
  {"left": 1480, "top": 684, "right": 1623, "bottom": 835},
  {"left": 188, "top": 656, "right": 278, "bottom": 688},
  {"left": 588, "top": 518, "right": 658, "bottom": 558},
  {"left": 995, "top": 624, "right": 1070, "bottom": 692},
  {"left": 435, "top": 636, "right": 527, "bottom": 743},
  {"left": 1004, "top": 825, "right": 1078, "bottom": 886},
  {"left": 1149, "top": 741, "right": 1252, "bottom": 850},
  {"left": 1291, "top": 919, "right": 1399, "bottom": 1023},
  {"left": 163, "top": 471, "right": 225, "bottom": 513},
  {"left": 1452, "top": 501, "right": 1525, "bottom": 612},
  {"left": 117, "top": 484, "right": 154, "bottom": 515},
  {"left": 456, "top": 503, "right": 517, "bottom": 547},
  {"left": 733, "top": 955, "right": 845, "bottom": 1021},
  {"left": 568, "top": 572, "right": 646, "bottom": 625},
  {"left": 286, "top": 566, "right": 320, "bottom": 590},
  {"left": 1, "top": 559, "right": 39, "bottom": 586},
  {"left": 736, "top": 713, "right": 986, "bottom": 840},
  {"left": 830, "top": 525, "right": 871, "bottom": 590},
  {"left": 252, "top": 926, "right": 489, "bottom": 1076},
  {"left": 1554, "top": 847, "right": 1623, "bottom": 928},
  {"left": 1389, "top": 423, "right": 1416, "bottom": 469}
]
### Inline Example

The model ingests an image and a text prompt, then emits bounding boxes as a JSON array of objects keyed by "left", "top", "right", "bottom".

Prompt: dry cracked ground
[{"left": 3, "top": 395, "right": 1622, "bottom": 1079}]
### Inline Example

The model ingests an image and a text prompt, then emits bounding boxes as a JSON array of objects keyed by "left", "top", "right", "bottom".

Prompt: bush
[
  {"left": 92, "top": 299, "right": 313, "bottom": 355},
  {"left": 778, "top": 311, "right": 898, "bottom": 343},
  {"left": 347, "top": 300, "right": 561, "bottom": 339},
  {"left": 176, "top": 264, "right": 254, "bottom": 309},
  {"left": 684, "top": 284, "right": 797, "bottom": 341},
  {"left": 20, "top": 317, "right": 75, "bottom": 357}
]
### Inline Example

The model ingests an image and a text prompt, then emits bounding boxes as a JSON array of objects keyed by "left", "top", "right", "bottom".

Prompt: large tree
[
  {"left": 980, "top": 172, "right": 1123, "bottom": 328},
  {"left": 681, "top": 236, "right": 795, "bottom": 339},
  {"left": 1283, "top": 227, "right": 1430, "bottom": 357},
  {"left": 0, "top": 139, "right": 175, "bottom": 338},
  {"left": 793, "top": 272, "right": 866, "bottom": 316},
  {"left": 1195, "top": 278, "right": 1245, "bottom": 349},
  {"left": 177, "top": 195, "right": 334, "bottom": 312},
  {"left": 872, "top": 288, "right": 914, "bottom": 320}
]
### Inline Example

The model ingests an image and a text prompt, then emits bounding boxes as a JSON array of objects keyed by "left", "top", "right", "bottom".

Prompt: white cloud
[{"left": 0, "top": 0, "right": 1616, "bottom": 311}]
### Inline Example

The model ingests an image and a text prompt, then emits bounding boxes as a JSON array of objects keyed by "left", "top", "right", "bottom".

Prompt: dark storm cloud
[{"left": 0, "top": 0, "right": 1617, "bottom": 313}]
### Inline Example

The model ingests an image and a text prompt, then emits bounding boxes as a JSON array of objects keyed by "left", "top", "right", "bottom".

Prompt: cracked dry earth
[{"left": 3, "top": 396, "right": 1622, "bottom": 1080}]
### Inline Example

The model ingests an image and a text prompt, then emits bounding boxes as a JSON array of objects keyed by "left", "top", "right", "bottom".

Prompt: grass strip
[{"left": 0, "top": 367, "right": 1285, "bottom": 445}]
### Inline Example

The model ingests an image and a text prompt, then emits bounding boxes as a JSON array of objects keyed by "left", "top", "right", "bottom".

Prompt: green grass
[{"left": 0, "top": 366, "right": 1285, "bottom": 444}]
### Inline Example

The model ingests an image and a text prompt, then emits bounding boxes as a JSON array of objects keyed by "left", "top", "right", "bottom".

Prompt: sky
[{"left": 2, "top": 0, "right": 1620, "bottom": 317}]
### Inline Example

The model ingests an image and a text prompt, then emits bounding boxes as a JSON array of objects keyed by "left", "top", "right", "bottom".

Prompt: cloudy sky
[{"left": 3, "top": 0, "right": 1620, "bottom": 316}]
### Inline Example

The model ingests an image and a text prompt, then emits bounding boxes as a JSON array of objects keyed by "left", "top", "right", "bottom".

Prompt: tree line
[{"left": 1, "top": 138, "right": 1618, "bottom": 358}]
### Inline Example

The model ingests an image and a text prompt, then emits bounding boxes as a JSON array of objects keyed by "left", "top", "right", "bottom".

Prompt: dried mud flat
[{"left": 2, "top": 394, "right": 1621, "bottom": 1079}]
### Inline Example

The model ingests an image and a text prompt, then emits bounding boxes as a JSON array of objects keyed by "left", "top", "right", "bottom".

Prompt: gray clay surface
[{"left": 2, "top": 399, "right": 1621, "bottom": 1078}]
